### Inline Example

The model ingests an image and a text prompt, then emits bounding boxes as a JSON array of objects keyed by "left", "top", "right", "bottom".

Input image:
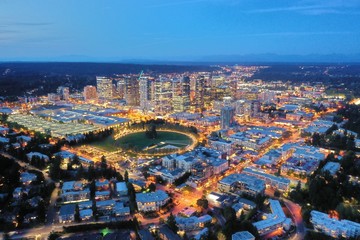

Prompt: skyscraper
[
  {"left": 139, "top": 76, "right": 152, "bottom": 111},
  {"left": 57, "top": 86, "right": 70, "bottom": 101},
  {"left": 96, "top": 77, "right": 113, "bottom": 99},
  {"left": 173, "top": 76, "right": 191, "bottom": 112},
  {"left": 221, "top": 106, "right": 235, "bottom": 129},
  {"left": 193, "top": 75, "right": 205, "bottom": 111},
  {"left": 124, "top": 77, "right": 139, "bottom": 106},
  {"left": 83, "top": 85, "right": 98, "bottom": 102}
]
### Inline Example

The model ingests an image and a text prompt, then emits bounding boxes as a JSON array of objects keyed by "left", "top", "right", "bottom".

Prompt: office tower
[
  {"left": 96, "top": 76, "right": 113, "bottom": 99},
  {"left": 193, "top": 75, "right": 205, "bottom": 111},
  {"left": 124, "top": 77, "right": 139, "bottom": 106},
  {"left": 259, "top": 90, "right": 276, "bottom": 103},
  {"left": 153, "top": 77, "right": 172, "bottom": 114},
  {"left": 173, "top": 76, "right": 191, "bottom": 112},
  {"left": 57, "top": 86, "right": 70, "bottom": 101},
  {"left": 139, "top": 76, "right": 152, "bottom": 111},
  {"left": 221, "top": 106, "right": 235, "bottom": 129},
  {"left": 251, "top": 100, "right": 261, "bottom": 117},
  {"left": 48, "top": 93, "right": 60, "bottom": 102},
  {"left": 116, "top": 78, "right": 126, "bottom": 99},
  {"left": 83, "top": 85, "right": 98, "bottom": 102},
  {"left": 223, "top": 96, "right": 232, "bottom": 107}
]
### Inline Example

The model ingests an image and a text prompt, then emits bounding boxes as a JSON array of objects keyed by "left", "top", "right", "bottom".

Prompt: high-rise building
[
  {"left": 139, "top": 76, "right": 152, "bottom": 111},
  {"left": 173, "top": 76, "right": 191, "bottom": 112},
  {"left": 116, "top": 78, "right": 126, "bottom": 99},
  {"left": 124, "top": 77, "right": 139, "bottom": 106},
  {"left": 83, "top": 85, "right": 98, "bottom": 102},
  {"left": 57, "top": 86, "right": 70, "bottom": 101},
  {"left": 221, "top": 106, "right": 235, "bottom": 129},
  {"left": 193, "top": 75, "right": 205, "bottom": 111},
  {"left": 96, "top": 77, "right": 113, "bottom": 99},
  {"left": 153, "top": 77, "right": 172, "bottom": 114}
]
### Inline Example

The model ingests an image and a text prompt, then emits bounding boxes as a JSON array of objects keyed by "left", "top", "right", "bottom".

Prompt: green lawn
[{"left": 89, "top": 131, "right": 192, "bottom": 152}]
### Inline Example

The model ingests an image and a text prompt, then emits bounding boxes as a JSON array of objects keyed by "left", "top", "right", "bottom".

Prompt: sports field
[{"left": 89, "top": 131, "right": 192, "bottom": 152}]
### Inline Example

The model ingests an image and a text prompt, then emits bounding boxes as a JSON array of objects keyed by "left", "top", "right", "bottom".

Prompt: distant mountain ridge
[{"left": 1, "top": 53, "right": 360, "bottom": 64}]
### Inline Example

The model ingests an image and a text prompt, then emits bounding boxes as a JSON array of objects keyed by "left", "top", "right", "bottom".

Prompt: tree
[
  {"left": 90, "top": 180, "right": 96, "bottom": 199},
  {"left": 75, "top": 204, "right": 81, "bottom": 222},
  {"left": 48, "top": 232, "right": 61, "bottom": 240},
  {"left": 223, "top": 206, "right": 236, "bottom": 222},
  {"left": 37, "top": 200, "right": 46, "bottom": 223},
  {"left": 2, "top": 233, "right": 11, "bottom": 240},
  {"left": 167, "top": 213, "right": 178, "bottom": 233},
  {"left": 101, "top": 156, "right": 107, "bottom": 169},
  {"left": 217, "top": 231, "right": 226, "bottom": 240},
  {"left": 50, "top": 155, "right": 62, "bottom": 180},
  {"left": 124, "top": 170, "right": 129, "bottom": 182},
  {"left": 148, "top": 182, "right": 156, "bottom": 192},
  {"left": 197, "top": 197, "right": 209, "bottom": 210}
]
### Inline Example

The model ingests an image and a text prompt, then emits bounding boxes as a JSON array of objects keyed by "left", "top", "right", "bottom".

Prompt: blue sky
[{"left": 1, "top": 0, "right": 360, "bottom": 61}]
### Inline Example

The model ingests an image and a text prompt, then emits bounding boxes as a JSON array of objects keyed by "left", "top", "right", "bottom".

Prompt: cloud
[
  {"left": 245, "top": 2, "right": 360, "bottom": 15},
  {"left": 242, "top": 31, "right": 355, "bottom": 37},
  {"left": 148, "top": 0, "right": 212, "bottom": 8}
]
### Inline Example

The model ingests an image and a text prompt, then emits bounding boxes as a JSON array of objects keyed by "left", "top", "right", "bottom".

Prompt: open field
[{"left": 89, "top": 131, "right": 193, "bottom": 152}]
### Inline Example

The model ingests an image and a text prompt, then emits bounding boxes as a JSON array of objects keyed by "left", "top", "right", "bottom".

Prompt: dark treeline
[
  {"left": 0, "top": 62, "right": 215, "bottom": 97},
  {"left": 290, "top": 151, "right": 360, "bottom": 224},
  {"left": 335, "top": 104, "right": 360, "bottom": 135}
]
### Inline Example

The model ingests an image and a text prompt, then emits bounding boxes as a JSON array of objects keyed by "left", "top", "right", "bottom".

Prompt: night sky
[{"left": 1, "top": 0, "right": 360, "bottom": 61}]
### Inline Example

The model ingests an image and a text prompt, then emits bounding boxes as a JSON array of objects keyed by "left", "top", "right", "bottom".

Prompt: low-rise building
[
  {"left": 218, "top": 173, "right": 265, "bottom": 197},
  {"left": 59, "top": 204, "right": 76, "bottom": 223},
  {"left": 243, "top": 167, "right": 290, "bottom": 192},
  {"left": 136, "top": 190, "right": 169, "bottom": 212},
  {"left": 61, "top": 180, "right": 90, "bottom": 203},
  {"left": 310, "top": 210, "right": 360, "bottom": 239},
  {"left": 79, "top": 209, "right": 93, "bottom": 221},
  {"left": 26, "top": 152, "right": 50, "bottom": 162},
  {"left": 253, "top": 199, "right": 292, "bottom": 236},
  {"left": 232, "top": 231, "right": 255, "bottom": 240},
  {"left": 20, "top": 172, "right": 37, "bottom": 185},
  {"left": 158, "top": 225, "right": 181, "bottom": 240},
  {"left": 175, "top": 214, "right": 212, "bottom": 231},
  {"left": 322, "top": 162, "right": 341, "bottom": 176},
  {"left": 116, "top": 182, "right": 128, "bottom": 197}
]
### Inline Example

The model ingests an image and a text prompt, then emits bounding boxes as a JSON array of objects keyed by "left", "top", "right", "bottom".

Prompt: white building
[
  {"left": 253, "top": 199, "right": 292, "bottom": 236},
  {"left": 310, "top": 210, "right": 360, "bottom": 239},
  {"left": 232, "top": 231, "right": 255, "bottom": 240},
  {"left": 96, "top": 76, "right": 113, "bottom": 99},
  {"left": 136, "top": 190, "right": 169, "bottom": 212},
  {"left": 175, "top": 214, "right": 212, "bottom": 231},
  {"left": 116, "top": 182, "right": 128, "bottom": 197},
  {"left": 218, "top": 173, "right": 265, "bottom": 197}
]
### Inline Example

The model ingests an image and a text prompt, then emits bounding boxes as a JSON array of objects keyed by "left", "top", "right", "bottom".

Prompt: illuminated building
[
  {"left": 173, "top": 76, "right": 190, "bottom": 112},
  {"left": 96, "top": 76, "right": 113, "bottom": 100},
  {"left": 57, "top": 86, "right": 70, "bottom": 101},
  {"left": 220, "top": 106, "right": 235, "bottom": 129},
  {"left": 139, "top": 76, "right": 152, "bottom": 111},
  {"left": 310, "top": 210, "right": 360, "bottom": 238},
  {"left": 124, "top": 77, "right": 139, "bottom": 106},
  {"left": 83, "top": 85, "right": 97, "bottom": 102}
]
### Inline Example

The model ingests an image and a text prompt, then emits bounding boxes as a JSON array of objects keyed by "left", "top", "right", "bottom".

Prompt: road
[
  {"left": 283, "top": 198, "right": 306, "bottom": 240},
  {"left": 0, "top": 151, "right": 52, "bottom": 183},
  {"left": 46, "top": 187, "right": 60, "bottom": 226}
]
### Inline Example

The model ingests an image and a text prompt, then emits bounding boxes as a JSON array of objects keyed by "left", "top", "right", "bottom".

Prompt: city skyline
[{"left": 1, "top": 0, "right": 360, "bottom": 62}]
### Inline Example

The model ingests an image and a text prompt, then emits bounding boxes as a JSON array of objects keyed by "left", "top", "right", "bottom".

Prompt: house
[
  {"left": 232, "top": 231, "right": 255, "bottom": 240},
  {"left": 116, "top": 182, "right": 128, "bottom": 196},
  {"left": 26, "top": 152, "right": 50, "bottom": 162},
  {"left": 158, "top": 225, "right": 181, "bottom": 240},
  {"left": 20, "top": 172, "right": 37, "bottom": 185},
  {"left": 59, "top": 204, "right": 76, "bottom": 223},
  {"left": 79, "top": 209, "right": 93, "bottom": 221}
]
